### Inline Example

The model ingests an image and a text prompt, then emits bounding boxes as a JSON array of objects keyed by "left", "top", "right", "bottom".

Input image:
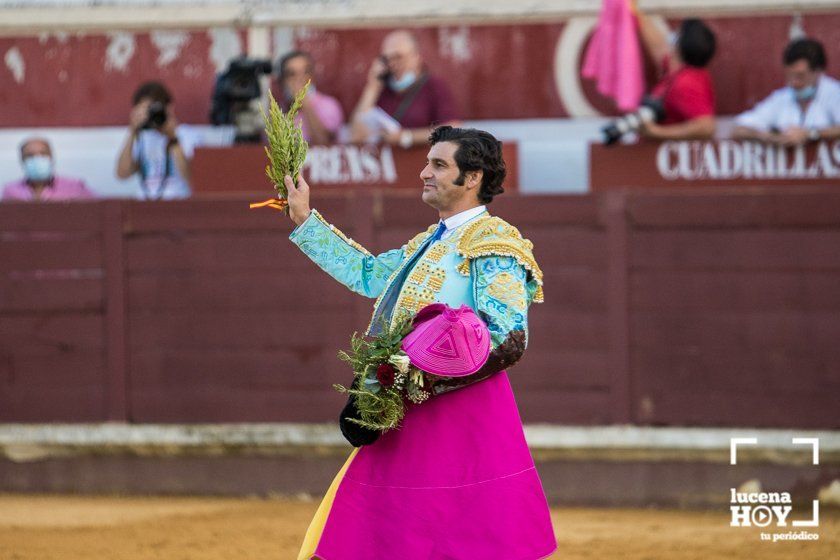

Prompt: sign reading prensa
[
  {"left": 303, "top": 145, "right": 398, "bottom": 185},
  {"left": 193, "top": 143, "right": 519, "bottom": 194},
  {"left": 591, "top": 140, "right": 840, "bottom": 189}
]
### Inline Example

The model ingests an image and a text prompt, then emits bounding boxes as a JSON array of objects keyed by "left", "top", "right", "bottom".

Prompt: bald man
[
  {"left": 350, "top": 30, "right": 460, "bottom": 148},
  {"left": 2, "top": 137, "right": 95, "bottom": 202}
]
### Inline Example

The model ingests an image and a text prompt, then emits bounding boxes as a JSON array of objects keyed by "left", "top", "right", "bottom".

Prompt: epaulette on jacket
[{"left": 455, "top": 215, "right": 544, "bottom": 303}]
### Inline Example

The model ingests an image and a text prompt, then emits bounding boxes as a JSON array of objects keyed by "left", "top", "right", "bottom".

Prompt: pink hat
[{"left": 401, "top": 303, "right": 491, "bottom": 377}]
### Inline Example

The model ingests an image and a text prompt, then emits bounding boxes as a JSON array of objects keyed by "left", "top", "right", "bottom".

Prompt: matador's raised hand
[{"left": 284, "top": 174, "right": 312, "bottom": 226}]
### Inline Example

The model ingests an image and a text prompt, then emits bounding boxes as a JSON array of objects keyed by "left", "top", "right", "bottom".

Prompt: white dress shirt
[
  {"left": 735, "top": 74, "right": 840, "bottom": 131},
  {"left": 438, "top": 205, "right": 487, "bottom": 240}
]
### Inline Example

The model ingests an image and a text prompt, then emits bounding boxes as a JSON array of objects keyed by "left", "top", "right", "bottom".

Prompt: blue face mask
[
  {"left": 389, "top": 71, "right": 417, "bottom": 92},
  {"left": 794, "top": 85, "right": 817, "bottom": 102},
  {"left": 23, "top": 155, "right": 54, "bottom": 182}
]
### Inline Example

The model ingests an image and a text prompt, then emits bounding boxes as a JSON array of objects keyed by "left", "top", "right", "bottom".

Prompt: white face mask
[
  {"left": 794, "top": 84, "right": 817, "bottom": 101},
  {"left": 389, "top": 71, "right": 417, "bottom": 92},
  {"left": 23, "top": 155, "right": 54, "bottom": 182}
]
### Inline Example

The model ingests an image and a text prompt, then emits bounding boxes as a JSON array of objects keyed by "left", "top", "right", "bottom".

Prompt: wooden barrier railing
[{"left": 1, "top": 188, "right": 838, "bottom": 428}]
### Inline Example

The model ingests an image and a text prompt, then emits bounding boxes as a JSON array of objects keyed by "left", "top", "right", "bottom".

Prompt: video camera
[
  {"left": 209, "top": 57, "right": 273, "bottom": 143},
  {"left": 601, "top": 96, "right": 666, "bottom": 146}
]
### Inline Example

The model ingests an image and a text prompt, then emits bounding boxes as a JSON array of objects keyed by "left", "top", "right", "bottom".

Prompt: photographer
[
  {"left": 116, "top": 81, "right": 194, "bottom": 199},
  {"left": 632, "top": 5, "right": 717, "bottom": 140}
]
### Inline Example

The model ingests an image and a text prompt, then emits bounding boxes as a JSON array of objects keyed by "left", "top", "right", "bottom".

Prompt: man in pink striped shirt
[
  {"left": 2, "top": 137, "right": 95, "bottom": 202},
  {"left": 274, "top": 51, "right": 345, "bottom": 145}
]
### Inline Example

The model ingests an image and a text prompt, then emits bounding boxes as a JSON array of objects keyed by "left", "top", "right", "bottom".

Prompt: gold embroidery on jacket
[
  {"left": 365, "top": 224, "right": 438, "bottom": 334},
  {"left": 392, "top": 252, "right": 447, "bottom": 326},
  {"left": 487, "top": 271, "right": 527, "bottom": 307},
  {"left": 311, "top": 210, "right": 372, "bottom": 256},
  {"left": 455, "top": 215, "right": 544, "bottom": 303},
  {"left": 404, "top": 225, "right": 438, "bottom": 258},
  {"left": 426, "top": 267, "right": 446, "bottom": 292},
  {"left": 424, "top": 243, "right": 448, "bottom": 263}
]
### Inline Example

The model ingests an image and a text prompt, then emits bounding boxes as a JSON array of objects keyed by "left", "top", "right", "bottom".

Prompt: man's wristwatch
[
  {"left": 399, "top": 130, "right": 413, "bottom": 149},
  {"left": 808, "top": 128, "right": 821, "bottom": 142}
]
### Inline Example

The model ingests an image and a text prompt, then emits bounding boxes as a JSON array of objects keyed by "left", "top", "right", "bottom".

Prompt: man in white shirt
[{"left": 733, "top": 38, "right": 840, "bottom": 146}]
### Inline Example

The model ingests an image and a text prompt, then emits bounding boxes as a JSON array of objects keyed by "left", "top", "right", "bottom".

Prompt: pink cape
[
  {"left": 582, "top": 0, "right": 644, "bottom": 112},
  {"left": 312, "top": 371, "right": 557, "bottom": 559}
]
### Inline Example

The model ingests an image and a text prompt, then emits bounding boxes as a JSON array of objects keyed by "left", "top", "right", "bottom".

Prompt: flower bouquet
[
  {"left": 335, "top": 303, "right": 492, "bottom": 433},
  {"left": 249, "top": 80, "right": 310, "bottom": 213},
  {"left": 335, "top": 316, "right": 432, "bottom": 432}
]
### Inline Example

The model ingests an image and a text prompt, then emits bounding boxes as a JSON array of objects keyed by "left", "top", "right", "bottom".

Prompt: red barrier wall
[{"left": 1, "top": 190, "right": 838, "bottom": 428}]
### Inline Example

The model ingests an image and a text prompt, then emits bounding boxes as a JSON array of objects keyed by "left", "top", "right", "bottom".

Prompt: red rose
[{"left": 376, "top": 363, "right": 396, "bottom": 388}]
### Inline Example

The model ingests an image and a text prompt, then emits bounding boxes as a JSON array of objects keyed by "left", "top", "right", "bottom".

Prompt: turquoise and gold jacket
[{"left": 289, "top": 208, "right": 543, "bottom": 351}]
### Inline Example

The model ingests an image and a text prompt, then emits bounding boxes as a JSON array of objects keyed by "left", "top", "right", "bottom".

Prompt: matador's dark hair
[{"left": 428, "top": 125, "right": 506, "bottom": 204}]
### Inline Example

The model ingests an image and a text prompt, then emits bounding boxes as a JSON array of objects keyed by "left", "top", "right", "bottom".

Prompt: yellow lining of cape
[{"left": 297, "top": 448, "right": 360, "bottom": 560}]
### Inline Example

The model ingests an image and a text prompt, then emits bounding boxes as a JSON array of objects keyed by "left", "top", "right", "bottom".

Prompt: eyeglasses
[{"left": 382, "top": 52, "right": 411, "bottom": 64}]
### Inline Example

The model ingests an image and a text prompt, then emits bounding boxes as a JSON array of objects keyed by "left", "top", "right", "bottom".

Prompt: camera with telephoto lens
[
  {"left": 601, "top": 95, "right": 666, "bottom": 145},
  {"left": 210, "top": 57, "right": 273, "bottom": 143},
  {"left": 141, "top": 101, "right": 168, "bottom": 130}
]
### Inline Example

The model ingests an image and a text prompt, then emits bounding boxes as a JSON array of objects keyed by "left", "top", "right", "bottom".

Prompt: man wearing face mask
[
  {"left": 274, "top": 50, "right": 344, "bottom": 145},
  {"left": 2, "top": 137, "right": 95, "bottom": 202},
  {"left": 350, "top": 30, "right": 460, "bottom": 148},
  {"left": 733, "top": 38, "right": 840, "bottom": 146}
]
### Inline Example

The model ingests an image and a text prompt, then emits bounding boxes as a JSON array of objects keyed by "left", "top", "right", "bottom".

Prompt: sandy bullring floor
[{"left": 0, "top": 495, "right": 837, "bottom": 559}]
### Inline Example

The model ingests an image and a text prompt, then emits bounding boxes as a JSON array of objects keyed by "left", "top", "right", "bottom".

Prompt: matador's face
[{"left": 420, "top": 141, "right": 478, "bottom": 213}]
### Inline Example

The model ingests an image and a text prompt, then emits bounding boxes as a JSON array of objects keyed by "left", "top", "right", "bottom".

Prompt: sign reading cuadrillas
[{"left": 657, "top": 140, "right": 840, "bottom": 181}]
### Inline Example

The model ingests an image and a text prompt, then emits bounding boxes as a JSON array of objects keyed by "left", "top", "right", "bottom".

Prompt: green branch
[{"left": 263, "top": 81, "right": 310, "bottom": 204}]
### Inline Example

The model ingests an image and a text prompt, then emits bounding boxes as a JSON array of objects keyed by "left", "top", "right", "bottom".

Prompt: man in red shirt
[{"left": 635, "top": 8, "right": 717, "bottom": 140}]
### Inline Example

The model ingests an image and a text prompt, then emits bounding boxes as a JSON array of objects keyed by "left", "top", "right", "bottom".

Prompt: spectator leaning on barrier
[
  {"left": 634, "top": 4, "right": 717, "bottom": 140},
  {"left": 349, "top": 30, "right": 460, "bottom": 148},
  {"left": 275, "top": 50, "right": 344, "bottom": 145},
  {"left": 116, "top": 81, "right": 196, "bottom": 200},
  {"left": 2, "top": 137, "right": 95, "bottom": 202},
  {"left": 732, "top": 38, "right": 840, "bottom": 146}
]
